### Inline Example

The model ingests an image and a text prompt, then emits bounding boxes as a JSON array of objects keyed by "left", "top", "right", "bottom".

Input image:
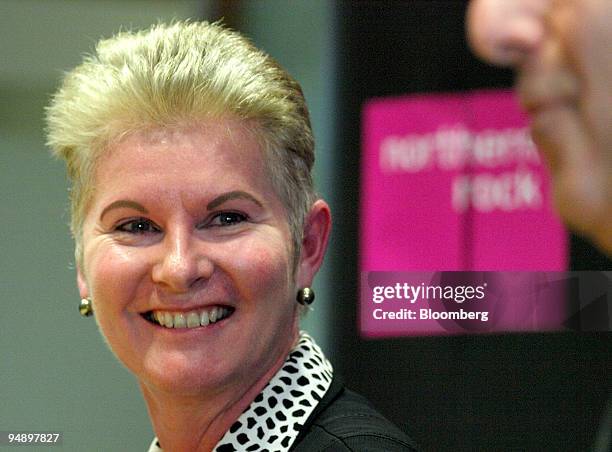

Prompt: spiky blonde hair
[{"left": 45, "top": 21, "right": 316, "bottom": 267}]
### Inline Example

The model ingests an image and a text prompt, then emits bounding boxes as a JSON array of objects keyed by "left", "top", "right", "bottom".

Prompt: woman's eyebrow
[
  {"left": 100, "top": 200, "right": 148, "bottom": 221},
  {"left": 207, "top": 191, "right": 263, "bottom": 210}
]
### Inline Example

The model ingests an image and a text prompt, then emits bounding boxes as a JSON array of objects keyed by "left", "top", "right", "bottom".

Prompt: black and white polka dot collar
[{"left": 147, "top": 331, "right": 333, "bottom": 452}]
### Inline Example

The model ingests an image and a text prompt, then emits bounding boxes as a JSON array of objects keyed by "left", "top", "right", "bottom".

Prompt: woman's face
[{"left": 78, "top": 119, "right": 301, "bottom": 396}]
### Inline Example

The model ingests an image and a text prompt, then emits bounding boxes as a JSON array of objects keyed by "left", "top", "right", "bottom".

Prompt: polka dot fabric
[
  {"left": 147, "top": 331, "right": 333, "bottom": 452},
  {"left": 215, "top": 332, "right": 333, "bottom": 451}
]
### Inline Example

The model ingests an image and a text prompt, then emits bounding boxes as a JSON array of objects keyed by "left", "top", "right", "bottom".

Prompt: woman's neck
[{"left": 140, "top": 331, "right": 300, "bottom": 452}]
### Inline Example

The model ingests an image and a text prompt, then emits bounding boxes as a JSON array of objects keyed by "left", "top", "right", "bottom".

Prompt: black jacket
[{"left": 292, "top": 377, "right": 419, "bottom": 451}]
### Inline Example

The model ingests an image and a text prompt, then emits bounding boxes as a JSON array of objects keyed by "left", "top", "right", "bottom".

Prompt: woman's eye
[
  {"left": 209, "top": 212, "right": 248, "bottom": 227},
  {"left": 116, "top": 219, "right": 160, "bottom": 234}
]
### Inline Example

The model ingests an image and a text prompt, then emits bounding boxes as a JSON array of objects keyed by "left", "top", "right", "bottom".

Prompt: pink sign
[{"left": 360, "top": 90, "right": 568, "bottom": 336}]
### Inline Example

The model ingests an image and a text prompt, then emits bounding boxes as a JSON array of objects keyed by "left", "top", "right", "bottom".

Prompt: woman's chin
[{"left": 136, "top": 353, "right": 239, "bottom": 398}]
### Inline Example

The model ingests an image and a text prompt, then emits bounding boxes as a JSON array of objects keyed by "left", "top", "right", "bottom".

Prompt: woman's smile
[{"left": 144, "top": 306, "right": 234, "bottom": 329}]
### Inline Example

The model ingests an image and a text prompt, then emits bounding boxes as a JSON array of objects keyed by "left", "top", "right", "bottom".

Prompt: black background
[{"left": 330, "top": 1, "right": 611, "bottom": 451}]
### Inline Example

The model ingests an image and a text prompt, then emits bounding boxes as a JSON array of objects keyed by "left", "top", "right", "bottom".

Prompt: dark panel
[
  {"left": 332, "top": 1, "right": 611, "bottom": 451},
  {"left": 571, "top": 234, "right": 612, "bottom": 270}
]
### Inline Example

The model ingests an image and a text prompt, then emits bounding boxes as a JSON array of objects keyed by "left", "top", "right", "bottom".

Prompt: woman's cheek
[
  {"left": 228, "top": 237, "right": 292, "bottom": 297},
  {"left": 88, "top": 244, "right": 146, "bottom": 304}
]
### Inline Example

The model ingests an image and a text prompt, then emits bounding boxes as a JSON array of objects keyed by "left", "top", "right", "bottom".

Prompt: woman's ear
[
  {"left": 77, "top": 267, "right": 89, "bottom": 300},
  {"left": 296, "top": 199, "right": 332, "bottom": 287}
]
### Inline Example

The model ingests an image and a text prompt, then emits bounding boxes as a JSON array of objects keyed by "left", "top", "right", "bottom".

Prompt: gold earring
[
  {"left": 79, "top": 298, "right": 93, "bottom": 317},
  {"left": 296, "top": 287, "right": 315, "bottom": 305}
]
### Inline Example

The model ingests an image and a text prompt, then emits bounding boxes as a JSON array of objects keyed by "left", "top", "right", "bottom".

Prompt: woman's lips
[{"left": 142, "top": 306, "right": 234, "bottom": 329}]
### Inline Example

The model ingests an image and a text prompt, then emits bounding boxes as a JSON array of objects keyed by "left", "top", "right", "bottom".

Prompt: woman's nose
[
  {"left": 467, "top": 0, "right": 550, "bottom": 67},
  {"left": 151, "top": 229, "right": 213, "bottom": 292}
]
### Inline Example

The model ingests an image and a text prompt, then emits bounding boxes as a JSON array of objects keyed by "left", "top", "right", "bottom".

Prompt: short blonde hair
[{"left": 45, "top": 21, "right": 316, "bottom": 266}]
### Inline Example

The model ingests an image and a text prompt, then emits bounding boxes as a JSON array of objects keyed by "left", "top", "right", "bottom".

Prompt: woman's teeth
[{"left": 149, "top": 307, "right": 232, "bottom": 329}]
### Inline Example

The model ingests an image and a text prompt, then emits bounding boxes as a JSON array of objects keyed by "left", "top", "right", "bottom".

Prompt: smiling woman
[
  {"left": 45, "top": 21, "right": 417, "bottom": 451},
  {"left": 81, "top": 121, "right": 299, "bottom": 403}
]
